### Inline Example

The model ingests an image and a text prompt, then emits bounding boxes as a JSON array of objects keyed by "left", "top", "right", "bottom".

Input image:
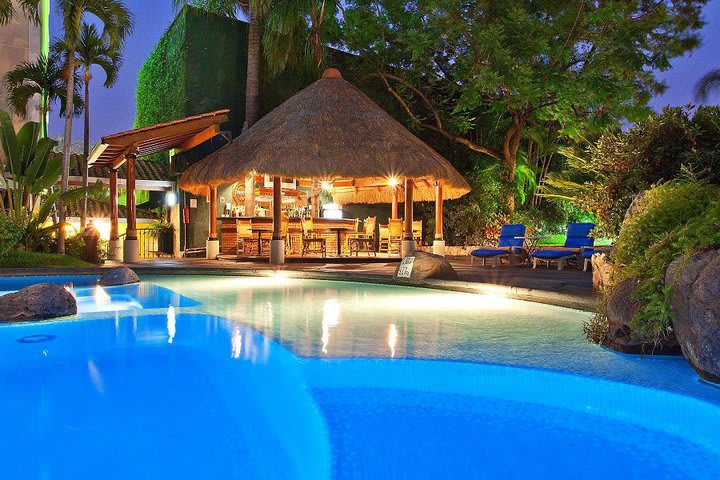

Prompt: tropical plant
[
  {"left": 695, "top": 68, "right": 720, "bottom": 101},
  {"left": 3, "top": 52, "right": 83, "bottom": 137},
  {"left": 603, "top": 181, "right": 720, "bottom": 343},
  {"left": 0, "top": 111, "right": 101, "bottom": 251},
  {"left": 54, "top": 22, "right": 122, "bottom": 228},
  {"left": 541, "top": 106, "right": 720, "bottom": 238},
  {"left": 56, "top": 0, "right": 133, "bottom": 254},
  {"left": 0, "top": 0, "right": 39, "bottom": 25},
  {"left": 342, "top": 0, "right": 706, "bottom": 214}
]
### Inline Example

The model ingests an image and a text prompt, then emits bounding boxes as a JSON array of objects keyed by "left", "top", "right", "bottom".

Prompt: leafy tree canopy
[
  {"left": 342, "top": 0, "right": 707, "bottom": 211},
  {"left": 542, "top": 106, "right": 720, "bottom": 237}
]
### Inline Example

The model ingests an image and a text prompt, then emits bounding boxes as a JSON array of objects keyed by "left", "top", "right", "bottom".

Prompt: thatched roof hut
[{"left": 178, "top": 69, "right": 470, "bottom": 203}]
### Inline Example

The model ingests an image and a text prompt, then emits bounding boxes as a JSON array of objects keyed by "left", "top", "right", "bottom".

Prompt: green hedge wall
[{"left": 134, "top": 9, "right": 188, "bottom": 162}]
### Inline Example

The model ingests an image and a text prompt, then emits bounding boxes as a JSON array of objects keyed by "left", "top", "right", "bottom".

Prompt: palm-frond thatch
[{"left": 179, "top": 69, "right": 470, "bottom": 203}]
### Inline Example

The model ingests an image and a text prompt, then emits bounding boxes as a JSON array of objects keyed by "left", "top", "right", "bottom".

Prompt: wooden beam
[
  {"left": 126, "top": 154, "right": 137, "bottom": 240},
  {"left": 209, "top": 187, "right": 218, "bottom": 240},
  {"left": 435, "top": 182, "right": 443, "bottom": 240},
  {"left": 111, "top": 143, "right": 139, "bottom": 170},
  {"left": 110, "top": 169, "right": 118, "bottom": 240},
  {"left": 176, "top": 125, "right": 220, "bottom": 153},
  {"left": 102, "top": 112, "right": 228, "bottom": 147},
  {"left": 404, "top": 178, "right": 414, "bottom": 240},
  {"left": 391, "top": 187, "right": 399, "bottom": 219}
]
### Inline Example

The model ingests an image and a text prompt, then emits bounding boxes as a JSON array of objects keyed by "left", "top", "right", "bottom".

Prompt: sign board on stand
[{"left": 397, "top": 256, "right": 415, "bottom": 278}]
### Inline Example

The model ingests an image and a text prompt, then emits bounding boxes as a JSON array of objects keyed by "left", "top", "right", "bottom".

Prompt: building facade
[{"left": 0, "top": 0, "right": 42, "bottom": 130}]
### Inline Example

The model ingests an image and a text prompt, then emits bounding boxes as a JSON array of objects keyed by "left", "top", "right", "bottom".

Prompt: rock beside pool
[
  {"left": 666, "top": 250, "right": 720, "bottom": 383},
  {"left": 591, "top": 252, "right": 614, "bottom": 292},
  {"left": 0, "top": 283, "right": 77, "bottom": 322},
  {"left": 604, "top": 278, "right": 680, "bottom": 355},
  {"left": 99, "top": 266, "right": 140, "bottom": 286},
  {"left": 393, "top": 250, "right": 458, "bottom": 284}
]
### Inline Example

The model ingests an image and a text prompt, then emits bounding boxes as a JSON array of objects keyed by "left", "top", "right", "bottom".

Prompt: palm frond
[{"left": 694, "top": 68, "right": 720, "bottom": 102}]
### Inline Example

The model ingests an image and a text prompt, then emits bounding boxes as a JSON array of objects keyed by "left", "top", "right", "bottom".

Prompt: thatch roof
[{"left": 179, "top": 69, "right": 470, "bottom": 203}]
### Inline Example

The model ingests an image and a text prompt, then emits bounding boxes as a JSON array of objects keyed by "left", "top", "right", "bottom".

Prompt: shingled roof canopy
[
  {"left": 179, "top": 70, "right": 470, "bottom": 203},
  {"left": 88, "top": 109, "right": 230, "bottom": 168}
]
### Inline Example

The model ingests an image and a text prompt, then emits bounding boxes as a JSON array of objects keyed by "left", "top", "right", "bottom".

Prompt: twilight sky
[{"left": 47, "top": 0, "right": 720, "bottom": 144}]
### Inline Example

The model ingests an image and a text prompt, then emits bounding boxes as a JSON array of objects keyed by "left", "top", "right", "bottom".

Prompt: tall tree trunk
[
  {"left": 81, "top": 69, "right": 90, "bottom": 229},
  {"left": 501, "top": 114, "right": 525, "bottom": 215},
  {"left": 243, "top": 10, "right": 262, "bottom": 132},
  {"left": 59, "top": 49, "right": 77, "bottom": 255}
]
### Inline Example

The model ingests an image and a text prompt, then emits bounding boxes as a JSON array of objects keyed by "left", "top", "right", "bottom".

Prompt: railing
[{"left": 116, "top": 228, "right": 174, "bottom": 259}]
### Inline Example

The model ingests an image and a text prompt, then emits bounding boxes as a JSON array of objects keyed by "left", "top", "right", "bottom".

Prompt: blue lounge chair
[
  {"left": 531, "top": 222, "right": 595, "bottom": 270},
  {"left": 470, "top": 224, "right": 526, "bottom": 267}
]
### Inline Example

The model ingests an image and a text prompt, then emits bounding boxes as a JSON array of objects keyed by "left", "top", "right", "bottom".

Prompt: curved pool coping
[{"left": 0, "top": 266, "right": 596, "bottom": 311}]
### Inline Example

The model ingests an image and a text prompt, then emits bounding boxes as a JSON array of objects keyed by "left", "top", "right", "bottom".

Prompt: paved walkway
[{"left": 0, "top": 256, "right": 596, "bottom": 311}]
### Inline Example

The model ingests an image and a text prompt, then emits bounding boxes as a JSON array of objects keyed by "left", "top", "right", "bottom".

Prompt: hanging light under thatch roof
[{"left": 178, "top": 68, "right": 471, "bottom": 203}]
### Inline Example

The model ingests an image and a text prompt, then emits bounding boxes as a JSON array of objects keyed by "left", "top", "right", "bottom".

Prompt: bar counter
[{"left": 219, "top": 216, "right": 359, "bottom": 255}]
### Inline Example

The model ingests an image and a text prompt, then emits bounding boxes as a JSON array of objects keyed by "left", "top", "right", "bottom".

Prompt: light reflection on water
[{"left": 145, "top": 275, "right": 718, "bottom": 401}]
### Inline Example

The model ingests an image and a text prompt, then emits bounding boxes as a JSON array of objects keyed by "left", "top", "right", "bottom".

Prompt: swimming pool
[{"left": 1, "top": 275, "right": 719, "bottom": 479}]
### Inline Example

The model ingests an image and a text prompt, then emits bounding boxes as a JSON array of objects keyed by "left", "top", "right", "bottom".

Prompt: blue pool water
[{"left": 1, "top": 275, "right": 720, "bottom": 479}]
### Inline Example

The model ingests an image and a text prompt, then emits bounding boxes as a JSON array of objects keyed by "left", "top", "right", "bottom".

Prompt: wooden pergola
[{"left": 88, "top": 110, "right": 229, "bottom": 262}]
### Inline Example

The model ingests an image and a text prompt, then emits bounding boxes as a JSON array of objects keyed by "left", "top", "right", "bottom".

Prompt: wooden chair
[
  {"left": 388, "top": 219, "right": 404, "bottom": 256},
  {"left": 301, "top": 217, "right": 326, "bottom": 257},
  {"left": 349, "top": 216, "right": 377, "bottom": 256},
  {"left": 378, "top": 224, "right": 390, "bottom": 253},
  {"left": 236, "top": 220, "right": 256, "bottom": 257},
  {"left": 412, "top": 220, "right": 423, "bottom": 245}
]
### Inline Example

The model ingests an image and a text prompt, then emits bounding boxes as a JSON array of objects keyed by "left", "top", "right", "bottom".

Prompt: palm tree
[
  {"left": 3, "top": 53, "right": 83, "bottom": 137},
  {"left": 176, "top": 1, "right": 341, "bottom": 129},
  {"left": 54, "top": 23, "right": 122, "bottom": 228},
  {"left": 56, "top": 0, "right": 133, "bottom": 254},
  {"left": 695, "top": 69, "right": 720, "bottom": 101},
  {"left": 0, "top": 0, "right": 38, "bottom": 25}
]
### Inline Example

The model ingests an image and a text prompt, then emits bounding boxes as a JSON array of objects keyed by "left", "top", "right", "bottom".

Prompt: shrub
[
  {"left": 0, "top": 215, "right": 24, "bottom": 257},
  {"left": 611, "top": 181, "right": 720, "bottom": 341},
  {"left": 543, "top": 106, "right": 720, "bottom": 238}
]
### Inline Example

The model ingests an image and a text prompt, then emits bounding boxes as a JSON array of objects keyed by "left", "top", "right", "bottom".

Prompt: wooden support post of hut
[
  {"left": 109, "top": 168, "right": 121, "bottom": 261},
  {"left": 401, "top": 177, "right": 415, "bottom": 257},
  {"left": 433, "top": 182, "right": 445, "bottom": 256},
  {"left": 207, "top": 186, "right": 220, "bottom": 259},
  {"left": 269, "top": 176, "right": 285, "bottom": 264},
  {"left": 123, "top": 152, "right": 140, "bottom": 263},
  {"left": 244, "top": 173, "right": 255, "bottom": 216},
  {"left": 391, "top": 186, "right": 399, "bottom": 220}
]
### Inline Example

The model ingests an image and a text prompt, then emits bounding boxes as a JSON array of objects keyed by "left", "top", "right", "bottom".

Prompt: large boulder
[
  {"left": 393, "top": 250, "right": 458, "bottom": 284},
  {"left": 666, "top": 250, "right": 720, "bottom": 383},
  {"left": 604, "top": 278, "right": 680, "bottom": 354},
  {"left": 0, "top": 283, "right": 77, "bottom": 322},
  {"left": 99, "top": 266, "right": 140, "bottom": 286}
]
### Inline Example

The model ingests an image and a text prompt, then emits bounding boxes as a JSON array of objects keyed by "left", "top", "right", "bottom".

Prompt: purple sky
[{"left": 47, "top": 0, "right": 720, "bottom": 144}]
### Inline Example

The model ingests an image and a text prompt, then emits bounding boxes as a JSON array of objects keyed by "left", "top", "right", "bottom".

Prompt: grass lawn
[{"left": 0, "top": 251, "right": 92, "bottom": 268}]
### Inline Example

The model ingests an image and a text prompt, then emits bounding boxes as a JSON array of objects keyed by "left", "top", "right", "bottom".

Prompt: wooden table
[
  {"left": 251, "top": 227, "right": 273, "bottom": 255},
  {"left": 326, "top": 227, "right": 352, "bottom": 256}
]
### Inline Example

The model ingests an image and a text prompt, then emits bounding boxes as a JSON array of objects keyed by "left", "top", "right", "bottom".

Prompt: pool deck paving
[{"left": 0, "top": 256, "right": 596, "bottom": 311}]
